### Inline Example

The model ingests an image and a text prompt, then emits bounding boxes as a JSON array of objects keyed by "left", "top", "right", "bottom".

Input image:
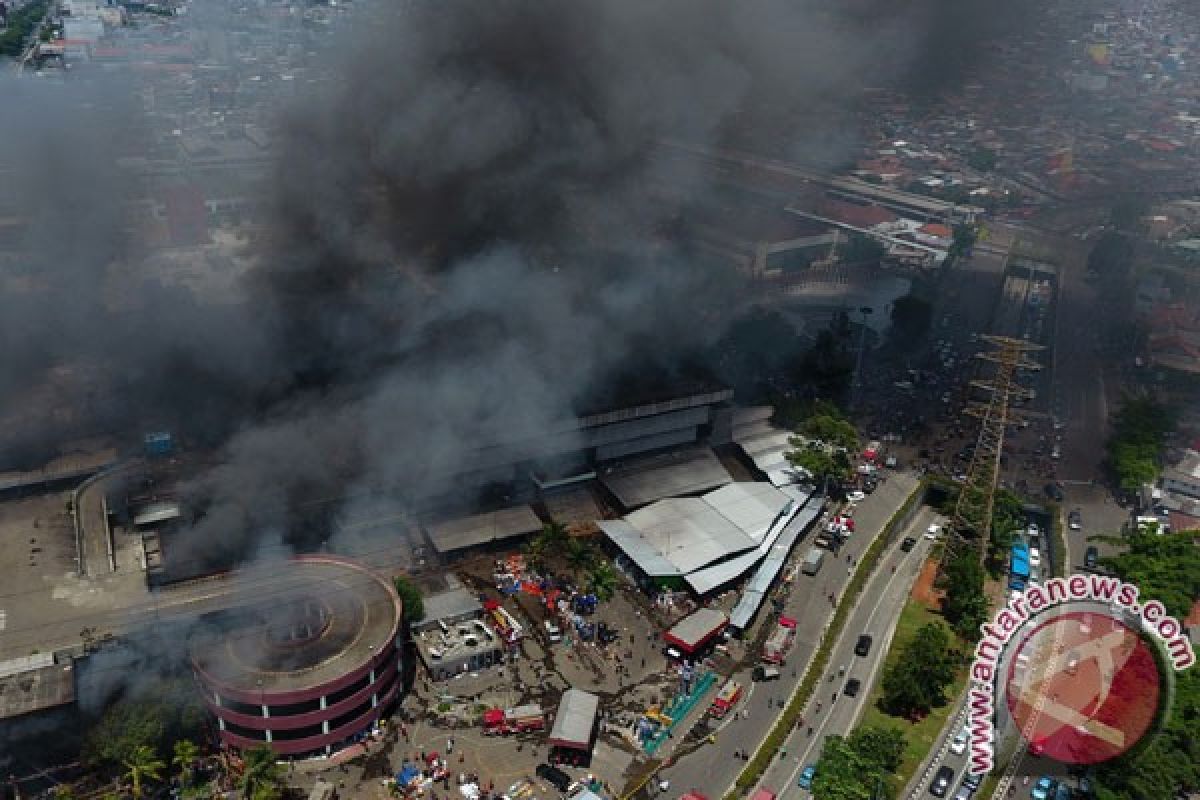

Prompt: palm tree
[
  {"left": 173, "top": 739, "right": 200, "bottom": 788},
  {"left": 588, "top": 560, "right": 618, "bottom": 601},
  {"left": 122, "top": 744, "right": 165, "bottom": 799},
  {"left": 239, "top": 745, "right": 283, "bottom": 800},
  {"left": 51, "top": 786, "right": 78, "bottom": 800},
  {"left": 565, "top": 538, "right": 596, "bottom": 573}
]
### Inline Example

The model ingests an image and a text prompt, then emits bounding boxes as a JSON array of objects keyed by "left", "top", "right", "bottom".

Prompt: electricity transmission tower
[{"left": 948, "top": 335, "right": 1043, "bottom": 557}]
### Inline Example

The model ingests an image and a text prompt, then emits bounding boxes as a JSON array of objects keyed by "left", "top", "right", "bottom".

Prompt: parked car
[
  {"left": 1068, "top": 510, "right": 1082, "bottom": 530},
  {"left": 1084, "top": 546, "right": 1099, "bottom": 570},
  {"left": 753, "top": 665, "right": 781, "bottom": 682},
  {"left": 536, "top": 764, "right": 572, "bottom": 792},
  {"left": 1044, "top": 483, "right": 1064, "bottom": 502},
  {"left": 950, "top": 725, "right": 969, "bottom": 755},
  {"left": 843, "top": 678, "right": 862, "bottom": 697},
  {"left": 901, "top": 536, "right": 917, "bottom": 552},
  {"left": 847, "top": 490, "right": 866, "bottom": 502},
  {"left": 961, "top": 774, "right": 981, "bottom": 792},
  {"left": 929, "top": 766, "right": 954, "bottom": 797},
  {"left": 1031, "top": 777, "right": 1056, "bottom": 800},
  {"left": 797, "top": 765, "right": 816, "bottom": 790},
  {"left": 855, "top": 634, "right": 873, "bottom": 657}
]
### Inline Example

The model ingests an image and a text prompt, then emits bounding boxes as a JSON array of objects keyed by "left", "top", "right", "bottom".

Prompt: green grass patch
[
  {"left": 856, "top": 598, "right": 971, "bottom": 795},
  {"left": 724, "top": 480, "right": 927, "bottom": 799}
]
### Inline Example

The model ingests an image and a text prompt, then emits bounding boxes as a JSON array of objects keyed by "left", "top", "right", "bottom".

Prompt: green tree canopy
[
  {"left": 880, "top": 623, "right": 959, "bottom": 719},
  {"left": 811, "top": 726, "right": 906, "bottom": 800},
  {"left": 1087, "top": 231, "right": 1134, "bottom": 276},
  {"left": 1099, "top": 529, "right": 1200, "bottom": 618},
  {"left": 1106, "top": 395, "right": 1174, "bottom": 493},
  {"left": 240, "top": 746, "right": 284, "bottom": 800},
  {"left": 797, "top": 412, "right": 860, "bottom": 452},
  {"left": 941, "top": 549, "right": 989, "bottom": 639},
  {"left": 172, "top": 739, "right": 200, "bottom": 788},
  {"left": 889, "top": 293, "right": 933, "bottom": 342},
  {"left": 123, "top": 745, "right": 165, "bottom": 799},
  {"left": 392, "top": 574, "right": 425, "bottom": 624},
  {"left": 967, "top": 147, "right": 997, "bottom": 172},
  {"left": 841, "top": 233, "right": 886, "bottom": 265},
  {"left": 83, "top": 681, "right": 206, "bottom": 771}
]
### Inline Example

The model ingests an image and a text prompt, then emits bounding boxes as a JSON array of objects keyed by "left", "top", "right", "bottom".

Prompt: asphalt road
[
  {"left": 758, "top": 507, "right": 940, "bottom": 800},
  {"left": 656, "top": 472, "right": 922, "bottom": 797}
]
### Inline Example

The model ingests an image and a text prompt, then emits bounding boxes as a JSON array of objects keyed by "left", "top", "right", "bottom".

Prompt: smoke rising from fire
[{"left": 0, "top": 0, "right": 1030, "bottom": 568}]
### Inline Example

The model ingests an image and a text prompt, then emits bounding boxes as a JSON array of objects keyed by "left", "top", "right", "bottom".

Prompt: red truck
[{"left": 482, "top": 704, "right": 545, "bottom": 735}]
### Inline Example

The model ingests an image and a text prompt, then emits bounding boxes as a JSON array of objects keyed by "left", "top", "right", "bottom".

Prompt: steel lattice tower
[{"left": 948, "top": 335, "right": 1043, "bottom": 556}]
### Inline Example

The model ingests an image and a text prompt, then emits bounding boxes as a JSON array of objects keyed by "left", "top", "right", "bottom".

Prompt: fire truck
[
  {"left": 482, "top": 598, "right": 525, "bottom": 644},
  {"left": 482, "top": 704, "right": 546, "bottom": 735},
  {"left": 709, "top": 679, "right": 743, "bottom": 719},
  {"left": 761, "top": 615, "right": 797, "bottom": 665}
]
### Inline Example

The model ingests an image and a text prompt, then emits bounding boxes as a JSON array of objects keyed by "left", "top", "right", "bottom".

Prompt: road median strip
[{"left": 725, "top": 479, "right": 927, "bottom": 799}]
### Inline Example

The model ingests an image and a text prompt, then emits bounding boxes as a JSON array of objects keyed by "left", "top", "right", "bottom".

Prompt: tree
[
  {"left": 1087, "top": 231, "right": 1134, "bottom": 277},
  {"left": 841, "top": 234, "right": 886, "bottom": 265},
  {"left": 1099, "top": 529, "right": 1200, "bottom": 618},
  {"left": 239, "top": 746, "right": 284, "bottom": 800},
  {"left": 889, "top": 293, "right": 933, "bottom": 342},
  {"left": 51, "top": 787, "right": 78, "bottom": 800},
  {"left": 811, "top": 726, "right": 905, "bottom": 800},
  {"left": 967, "top": 147, "right": 997, "bottom": 172},
  {"left": 881, "top": 623, "right": 959, "bottom": 719},
  {"left": 392, "top": 575, "right": 425, "bottom": 625},
  {"left": 1106, "top": 396, "right": 1174, "bottom": 493},
  {"left": 588, "top": 560, "right": 618, "bottom": 601},
  {"left": 941, "top": 549, "right": 989, "bottom": 639},
  {"left": 173, "top": 739, "right": 200, "bottom": 788},
  {"left": 950, "top": 224, "right": 977, "bottom": 258},
  {"left": 565, "top": 537, "right": 597, "bottom": 573},
  {"left": 123, "top": 745, "right": 165, "bottom": 800},
  {"left": 847, "top": 725, "right": 906, "bottom": 773},
  {"left": 786, "top": 442, "right": 852, "bottom": 485},
  {"left": 797, "top": 413, "right": 860, "bottom": 453}
]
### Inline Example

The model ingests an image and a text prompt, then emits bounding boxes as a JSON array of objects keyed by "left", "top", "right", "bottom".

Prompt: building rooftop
[
  {"left": 548, "top": 688, "right": 599, "bottom": 750},
  {"left": 0, "top": 654, "right": 74, "bottom": 721},
  {"left": 601, "top": 448, "right": 732, "bottom": 509},
  {"left": 189, "top": 556, "right": 400, "bottom": 695},
  {"left": 416, "top": 587, "right": 484, "bottom": 631},
  {"left": 425, "top": 506, "right": 543, "bottom": 554}
]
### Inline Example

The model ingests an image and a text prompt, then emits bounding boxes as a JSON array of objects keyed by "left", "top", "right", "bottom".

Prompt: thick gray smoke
[{"left": 0, "top": 0, "right": 1031, "bottom": 570}]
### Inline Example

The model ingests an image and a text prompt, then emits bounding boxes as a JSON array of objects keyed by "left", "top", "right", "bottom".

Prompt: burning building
[{"left": 189, "top": 556, "right": 403, "bottom": 756}]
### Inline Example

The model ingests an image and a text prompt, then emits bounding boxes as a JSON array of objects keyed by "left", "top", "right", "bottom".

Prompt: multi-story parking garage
[{"left": 189, "top": 556, "right": 403, "bottom": 756}]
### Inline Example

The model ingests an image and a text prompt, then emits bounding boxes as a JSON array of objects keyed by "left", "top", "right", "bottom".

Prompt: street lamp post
[{"left": 851, "top": 305, "right": 875, "bottom": 410}]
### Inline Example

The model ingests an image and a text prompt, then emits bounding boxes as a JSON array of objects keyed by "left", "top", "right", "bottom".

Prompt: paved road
[
  {"left": 759, "top": 507, "right": 940, "bottom": 800},
  {"left": 655, "top": 473, "right": 922, "bottom": 797}
]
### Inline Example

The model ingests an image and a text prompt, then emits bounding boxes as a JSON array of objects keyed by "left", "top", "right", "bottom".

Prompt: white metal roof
[
  {"left": 730, "top": 502, "right": 823, "bottom": 629},
  {"left": 624, "top": 498, "right": 754, "bottom": 574},
  {"left": 597, "top": 519, "right": 681, "bottom": 577},
  {"left": 132, "top": 501, "right": 182, "bottom": 528},
  {"left": 664, "top": 608, "right": 729, "bottom": 649},
  {"left": 703, "top": 482, "right": 791, "bottom": 543},
  {"left": 549, "top": 688, "right": 599, "bottom": 749},
  {"left": 426, "top": 505, "right": 542, "bottom": 553}
]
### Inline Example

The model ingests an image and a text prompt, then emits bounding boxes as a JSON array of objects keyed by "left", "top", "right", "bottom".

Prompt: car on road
[
  {"left": 855, "top": 634, "right": 873, "bottom": 656},
  {"left": 1068, "top": 510, "right": 1082, "bottom": 530},
  {"left": 901, "top": 536, "right": 917, "bottom": 552},
  {"left": 1044, "top": 483, "right": 1064, "bottom": 502},
  {"left": 797, "top": 765, "right": 816, "bottom": 790},
  {"left": 950, "top": 725, "right": 969, "bottom": 755},
  {"left": 925, "top": 523, "right": 942, "bottom": 540},
  {"left": 1027, "top": 777, "right": 1056, "bottom": 796},
  {"left": 843, "top": 678, "right": 862, "bottom": 697},
  {"left": 961, "top": 774, "right": 981, "bottom": 792},
  {"left": 536, "top": 764, "right": 572, "bottom": 792},
  {"left": 753, "top": 665, "right": 781, "bottom": 682},
  {"left": 952, "top": 787, "right": 972, "bottom": 800},
  {"left": 929, "top": 766, "right": 954, "bottom": 797},
  {"left": 1031, "top": 776, "right": 1056, "bottom": 800},
  {"left": 1029, "top": 547, "right": 1042, "bottom": 568},
  {"left": 847, "top": 490, "right": 866, "bottom": 502},
  {"left": 1084, "top": 546, "right": 1099, "bottom": 570}
]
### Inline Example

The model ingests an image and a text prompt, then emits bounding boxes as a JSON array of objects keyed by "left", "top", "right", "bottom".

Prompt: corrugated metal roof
[
  {"left": 548, "top": 689, "right": 599, "bottom": 749},
  {"left": 624, "top": 498, "right": 756, "bottom": 574},
  {"left": 730, "top": 502, "right": 822, "bottom": 629},
  {"left": 703, "top": 482, "right": 791, "bottom": 543},
  {"left": 601, "top": 447, "right": 731, "bottom": 509},
  {"left": 426, "top": 506, "right": 542, "bottom": 553},
  {"left": 597, "top": 519, "right": 681, "bottom": 577}
]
